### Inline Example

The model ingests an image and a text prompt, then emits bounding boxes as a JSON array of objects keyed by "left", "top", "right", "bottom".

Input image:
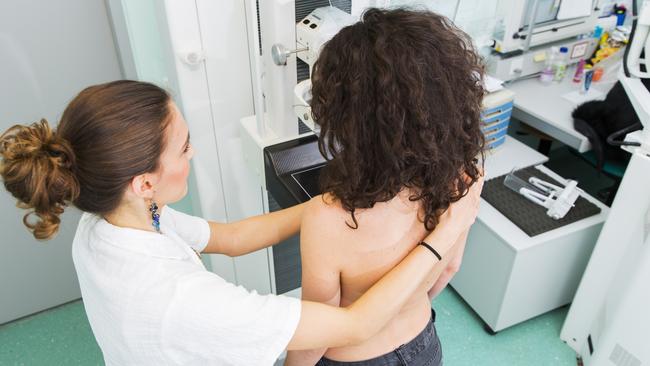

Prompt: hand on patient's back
[
  {"left": 448, "top": 174, "right": 483, "bottom": 230},
  {"left": 424, "top": 175, "right": 484, "bottom": 255}
]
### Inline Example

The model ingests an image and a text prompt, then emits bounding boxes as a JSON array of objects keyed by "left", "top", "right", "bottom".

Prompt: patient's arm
[
  {"left": 428, "top": 229, "right": 469, "bottom": 300},
  {"left": 285, "top": 197, "right": 342, "bottom": 366}
]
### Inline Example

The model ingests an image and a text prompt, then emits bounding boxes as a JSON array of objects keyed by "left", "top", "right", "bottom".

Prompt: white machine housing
[
  {"left": 296, "top": 6, "right": 357, "bottom": 68},
  {"left": 493, "top": 0, "right": 600, "bottom": 54},
  {"left": 239, "top": 1, "right": 353, "bottom": 297},
  {"left": 294, "top": 79, "right": 315, "bottom": 131},
  {"left": 488, "top": 0, "right": 607, "bottom": 82},
  {"left": 561, "top": 1, "right": 650, "bottom": 365}
]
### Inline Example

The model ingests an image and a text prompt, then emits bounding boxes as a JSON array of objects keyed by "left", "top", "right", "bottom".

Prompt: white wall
[{"left": 0, "top": 0, "right": 122, "bottom": 323}]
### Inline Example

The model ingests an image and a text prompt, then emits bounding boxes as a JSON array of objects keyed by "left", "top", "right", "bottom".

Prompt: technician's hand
[
  {"left": 422, "top": 174, "right": 484, "bottom": 256},
  {"left": 448, "top": 173, "right": 484, "bottom": 232}
]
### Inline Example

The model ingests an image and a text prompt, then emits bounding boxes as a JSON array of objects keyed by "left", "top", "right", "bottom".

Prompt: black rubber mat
[{"left": 481, "top": 166, "right": 602, "bottom": 237}]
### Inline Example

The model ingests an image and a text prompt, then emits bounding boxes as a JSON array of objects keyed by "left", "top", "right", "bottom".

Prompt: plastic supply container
[
  {"left": 615, "top": 5, "right": 627, "bottom": 26},
  {"left": 481, "top": 89, "right": 514, "bottom": 150},
  {"left": 580, "top": 65, "right": 594, "bottom": 94},
  {"left": 539, "top": 48, "right": 557, "bottom": 84},
  {"left": 592, "top": 66, "right": 604, "bottom": 82},
  {"left": 553, "top": 47, "right": 569, "bottom": 82}
]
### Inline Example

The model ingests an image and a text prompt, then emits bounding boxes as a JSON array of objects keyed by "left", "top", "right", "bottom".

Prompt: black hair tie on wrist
[{"left": 418, "top": 241, "right": 442, "bottom": 261}]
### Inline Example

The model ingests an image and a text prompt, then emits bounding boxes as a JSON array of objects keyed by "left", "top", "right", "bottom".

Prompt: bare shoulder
[
  {"left": 304, "top": 193, "right": 348, "bottom": 226},
  {"left": 301, "top": 193, "right": 350, "bottom": 250}
]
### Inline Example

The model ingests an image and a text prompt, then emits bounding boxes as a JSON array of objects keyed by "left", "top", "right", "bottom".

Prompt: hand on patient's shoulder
[
  {"left": 425, "top": 176, "right": 484, "bottom": 253},
  {"left": 444, "top": 175, "right": 484, "bottom": 229}
]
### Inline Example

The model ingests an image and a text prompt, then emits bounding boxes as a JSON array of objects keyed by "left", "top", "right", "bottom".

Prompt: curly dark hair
[{"left": 311, "top": 7, "right": 486, "bottom": 230}]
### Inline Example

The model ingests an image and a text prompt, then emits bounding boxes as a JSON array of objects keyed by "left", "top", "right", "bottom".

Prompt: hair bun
[
  {"left": 0, "top": 119, "right": 80, "bottom": 240},
  {"left": 43, "top": 134, "right": 77, "bottom": 170}
]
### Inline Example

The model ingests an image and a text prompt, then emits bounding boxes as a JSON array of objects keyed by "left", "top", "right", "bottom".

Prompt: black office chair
[{"left": 572, "top": 118, "right": 639, "bottom": 206}]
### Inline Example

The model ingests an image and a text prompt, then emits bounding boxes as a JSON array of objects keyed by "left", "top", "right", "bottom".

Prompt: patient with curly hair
[{"left": 284, "top": 7, "right": 485, "bottom": 366}]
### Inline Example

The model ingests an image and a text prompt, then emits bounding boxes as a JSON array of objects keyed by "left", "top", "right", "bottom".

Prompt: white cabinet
[{"left": 451, "top": 166, "right": 609, "bottom": 332}]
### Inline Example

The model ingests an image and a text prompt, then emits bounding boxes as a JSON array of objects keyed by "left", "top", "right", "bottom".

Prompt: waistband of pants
[{"left": 318, "top": 308, "right": 438, "bottom": 366}]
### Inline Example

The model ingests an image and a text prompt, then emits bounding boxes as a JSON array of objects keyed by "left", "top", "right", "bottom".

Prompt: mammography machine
[{"left": 240, "top": 1, "right": 358, "bottom": 296}]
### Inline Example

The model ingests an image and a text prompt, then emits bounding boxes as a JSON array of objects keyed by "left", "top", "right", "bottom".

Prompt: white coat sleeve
[{"left": 160, "top": 205, "right": 211, "bottom": 252}]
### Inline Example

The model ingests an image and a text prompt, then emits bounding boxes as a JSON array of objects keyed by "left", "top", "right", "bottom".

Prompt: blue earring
[{"left": 149, "top": 201, "right": 160, "bottom": 233}]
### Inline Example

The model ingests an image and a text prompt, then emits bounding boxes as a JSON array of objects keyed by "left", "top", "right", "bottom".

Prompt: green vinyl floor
[
  {"left": 0, "top": 287, "right": 577, "bottom": 366},
  {"left": 433, "top": 288, "right": 577, "bottom": 366}
]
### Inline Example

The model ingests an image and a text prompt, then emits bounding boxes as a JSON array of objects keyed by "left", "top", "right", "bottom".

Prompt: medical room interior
[{"left": 0, "top": 0, "right": 648, "bottom": 365}]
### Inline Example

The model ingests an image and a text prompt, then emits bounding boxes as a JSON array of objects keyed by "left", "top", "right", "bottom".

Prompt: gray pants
[{"left": 316, "top": 309, "right": 442, "bottom": 366}]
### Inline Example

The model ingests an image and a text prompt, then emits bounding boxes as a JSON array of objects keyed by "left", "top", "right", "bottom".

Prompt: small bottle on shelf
[
  {"left": 553, "top": 47, "right": 569, "bottom": 82},
  {"left": 573, "top": 59, "right": 586, "bottom": 83},
  {"left": 539, "top": 47, "right": 557, "bottom": 85}
]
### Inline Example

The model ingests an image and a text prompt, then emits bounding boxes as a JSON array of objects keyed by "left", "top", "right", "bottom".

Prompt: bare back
[{"left": 300, "top": 191, "right": 450, "bottom": 362}]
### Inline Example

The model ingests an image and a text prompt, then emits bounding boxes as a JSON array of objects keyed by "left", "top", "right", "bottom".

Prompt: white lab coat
[{"left": 72, "top": 206, "right": 300, "bottom": 365}]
